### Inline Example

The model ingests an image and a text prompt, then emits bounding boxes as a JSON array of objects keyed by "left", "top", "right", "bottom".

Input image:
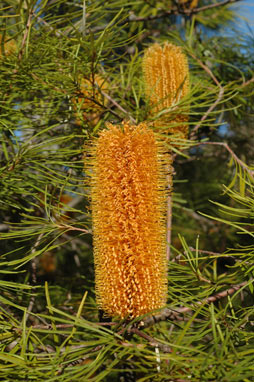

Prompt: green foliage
[{"left": 0, "top": 0, "right": 254, "bottom": 381}]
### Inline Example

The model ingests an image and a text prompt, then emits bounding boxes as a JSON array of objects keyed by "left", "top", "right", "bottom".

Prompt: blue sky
[{"left": 231, "top": 0, "right": 254, "bottom": 33}]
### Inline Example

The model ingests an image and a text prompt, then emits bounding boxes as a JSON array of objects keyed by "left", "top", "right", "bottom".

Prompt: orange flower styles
[
  {"left": 142, "top": 42, "right": 189, "bottom": 141},
  {"left": 88, "top": 122, "right": 168, "bottom": 318}
]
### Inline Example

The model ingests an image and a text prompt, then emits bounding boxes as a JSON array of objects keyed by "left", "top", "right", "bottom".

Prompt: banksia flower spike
[
  {"left": 88, "top": 121, "right": 168, "bottom": 318},
  {"left": 142, "top": 42, "right": 190, "bottom": 142}
]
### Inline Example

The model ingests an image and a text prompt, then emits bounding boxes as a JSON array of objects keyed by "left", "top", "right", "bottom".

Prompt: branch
[
  {"left": 32, "top": 323, "right": 73, "bottom": 330},
  {"left": 32, "top": 11, "right": 63, "bottom": 37},
  {"left": 189, "top": 54, "right": 224, "bottom": 139},
  {"left": 91, "top": 0, "right": 242, "bottom": 32},
  {"left": 240, "top": 76, "right": 254, "bottom": 88},
  {"left": 113, "top": 279, "right": 249, "bottom": 351},
  {"left": 182, "top": 208, "right": 215, "bottom": 229},
  {"left": 127, "top": 0, "right": 242, "bottom": 21},
  {"left": 30, "top": 280, "right": 249, "bottom": 365},
  {"left": 142, "top": 280, "right": 248, "bottom": 327},
  {"left": 18, "top": 10, "right": 33, "bottom": 61},
  {"left": 166, "top": 165, "right": 174, "bottom": 261},
  {"left": 130, "top": 328, "right": 172, "bottom": 353},
  {"left": 189, "top": 0, "right": 242, "bottom": 14},
  {"left": 25, "top": 232, "right": 44, "bottom": 323},
  {"left": 57, "top": 344, "right": 103, "bottom": 375},
  {"left": 0, "top": 224, "right": 9, "bottom": 231},
  {"left": 57, "top": 223, "right": 90, "bottom": 234},
  {"left": 194, "top": 141, "right": 254, "bottom": 177},
  {"left": 101, "top": 90, "right": 136, "bottom": 124},
  {"left": 166, "top": 192, "right": 172, "bottom": 261},
  {"left": 188, "top": 247, "right": 223, "bottom": 257}
]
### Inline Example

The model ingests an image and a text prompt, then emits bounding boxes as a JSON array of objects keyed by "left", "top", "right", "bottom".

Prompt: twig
[
  {"left": 142, "top": 280, "right": 248, "bottom": 327},
  {"left": 166, "top": 192, "right": 172, "bottom": 261},
  {"left": 74, "top": 88, "right": 123, "bottom": 121},
  {"left": 130, "top": 328, "right": 172, "bottom": 353},
  {"left": 25, "top": 232, "right": 44, "bottom": 323},
  {"left": 127, "top": 0, "right": 242, "bottom": 21},
  {"left": 166, "top": 164, "right": 174, "bottom": 261},
  {"left": 32, "top": 324, "right": 73, "bottom": 330},
  {"left": 194, "top": 141, "right": 254, "bottom": 177},
  {"left": 240, "top": 76, "right": 254, "bottom": 88},
  {"left": 82, "top": 0, "right": 86, "bottom": 36},
  {"left": 18, "top": 11, "right": 33, "bottom": 61},
  {"left": 92, "top": 1, "right": 241, "bottom": 32},
  {"left": 188, "top": 247, "right": 223, "bottom": 257},
  {"left": 189, "top": 54, "right": 224, "bottom": 139},
  {"left": 204, "top": 281, "right": 247, "bottom": 304},
  {"left": 96, "top": 321, "right": 117, "bottom": 326},
  {"left": 32, "top": 11, "right": 62, "bottom": 37},
  {"left": 0, "top": 224, "right": 9, "bottom": 231},
  {"left": 57, "top": 223, "right": 90, "bottom": 234},
  {"left": 30, "top": 72, "right": 68, "bottom": 95},
  {"left": 189, "top": 0, "right": 242, "bottom": 14},
  {"left": 182, "top": 208, "right": 215, "bottom": 229},
  {"left": 31, "top": 279, "right": 249, "bottom": 367},
  {"left": 57, "top": 344, "right": 103, "bottom": 375},
  {"left": 101, "top": 90, "right": 136, "bottom": 124}
]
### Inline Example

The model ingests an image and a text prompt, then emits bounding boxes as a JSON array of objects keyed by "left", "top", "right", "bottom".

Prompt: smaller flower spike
[
  {"left": 88, "top": 122, "right": 169, "bottom": 318},
  {"left": 142, "top": 42, "right": 190, "bottom": 142}
]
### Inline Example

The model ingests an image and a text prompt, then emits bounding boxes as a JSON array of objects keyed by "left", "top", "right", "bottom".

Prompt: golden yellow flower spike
[
  {"left": 88, "top": 121, "right": 169, "bottom": 318},
  {"left": 73, "top": 74, "right": 108, "bottom": 126},
  {"left": 142, "top": 42, "right": 189, "bottom": 141}
]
